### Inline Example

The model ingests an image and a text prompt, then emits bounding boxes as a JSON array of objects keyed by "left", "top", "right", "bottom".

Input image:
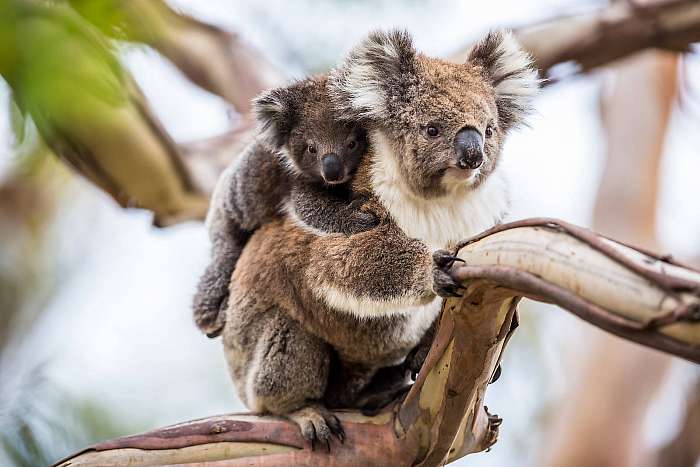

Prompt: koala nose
[
  {"left": 321, "top": 153, "right": 344, "bottom": 183},
  {"left": 454, "top": 128, "right": 484, "bottom": 170}
]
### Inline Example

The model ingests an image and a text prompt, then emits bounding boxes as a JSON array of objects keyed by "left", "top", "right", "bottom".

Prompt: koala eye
[
  {"left": 485, "top": 124, "right": 494, "bottom": 138},
  {"left": 347, "top": 140, "right": 357, "bottom": 150},
  {"left": 426, "top": 125, "right": 440, "bottom": 138},
  {"left": 307, "top": 144, "right": 317, "bottom": 154}
]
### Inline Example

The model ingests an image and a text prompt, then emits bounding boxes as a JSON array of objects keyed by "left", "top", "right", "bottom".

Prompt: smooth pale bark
[{"left": 54, "top": 219, "right": 700, "bottom": 467}]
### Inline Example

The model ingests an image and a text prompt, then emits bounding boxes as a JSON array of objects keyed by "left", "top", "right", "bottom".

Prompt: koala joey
[
  {"left": 193, "top": 76, "right": 376, "bottom": 338},
  {"left": 220, "top": 29, "right": 538, "bottom": 449}
]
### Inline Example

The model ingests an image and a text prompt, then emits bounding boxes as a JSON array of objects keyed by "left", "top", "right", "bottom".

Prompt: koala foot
[
  {"left": 288, "top": 403, "right": 345, "bottom": 452},
  {"left": 490, "top": 363, "right": 502, "bottom": 384},
  {"left": 432, "top": 250, "right": 466, "bottom": 298},
  {"left": 406, "top": 345, "right": 430, "bottom": 382},
  {"left": 359, "top": 384, "right": 412, "bottom": 416},
  {"left": 193, "top": 294, "right": 228, "bottom": 338}
]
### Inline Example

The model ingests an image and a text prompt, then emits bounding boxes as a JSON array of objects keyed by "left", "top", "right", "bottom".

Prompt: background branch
[
  {"left": 68, "top": 0, "right": 283, "bottom": 112},
  {"left": 450, "top": 0, "right": 700, "bottom": 81},
  {"left": 3, "top": 0, "right": 699, "bottom": 225}
]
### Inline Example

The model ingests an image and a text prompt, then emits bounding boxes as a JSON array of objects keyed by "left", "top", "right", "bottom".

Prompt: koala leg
[
  {"left": 223, "top": 309, "right": 343, "bottom": 449},
  {"left": 324, "top": 359, "right": 376, "bottom": 409},
  {"left": 192, "top": 221, "right": 249, "bottom": 338},
  {"left": 356, "top": 364, "right": 412, "bottom": 415}
]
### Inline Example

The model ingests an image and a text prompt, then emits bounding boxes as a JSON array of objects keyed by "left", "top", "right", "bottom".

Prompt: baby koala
[{"left": 193, "top": 76, "right": 376, "bottom": 338}]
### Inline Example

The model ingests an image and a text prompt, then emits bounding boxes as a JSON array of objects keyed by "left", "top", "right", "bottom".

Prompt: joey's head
[
  {"left": 253, "top": 76, "right": 367, "bottom": 185},
  {"left": 330, "top": 29, "right": 539, "bottom": 198}
]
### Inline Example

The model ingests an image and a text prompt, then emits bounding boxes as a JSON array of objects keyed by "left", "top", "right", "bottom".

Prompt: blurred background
[{"left": 0, "top": 0, "right": 698, "bottom": 466}]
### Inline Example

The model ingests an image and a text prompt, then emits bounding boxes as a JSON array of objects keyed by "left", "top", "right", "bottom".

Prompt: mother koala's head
[{"left": 330, "top": 29, "right": 539, "bottom": 199}]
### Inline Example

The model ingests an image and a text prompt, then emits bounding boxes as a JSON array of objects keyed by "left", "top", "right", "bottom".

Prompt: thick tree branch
[{"left": 54, "top": 219, "right": 700, "bottom": 466}]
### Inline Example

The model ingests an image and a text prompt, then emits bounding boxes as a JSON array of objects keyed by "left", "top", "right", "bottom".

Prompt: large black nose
[
  {"left": 454, "top": 127, "right": 484, "bottom": 170},
  {"left": 321, "top": 153, "right": 343, "bottom": 182}
]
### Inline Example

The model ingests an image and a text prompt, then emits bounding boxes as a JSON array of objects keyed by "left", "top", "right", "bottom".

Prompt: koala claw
[
  {"left": 490, "top": 363, "right": 502, "bottom": 384},
  {"left": 433, "top": 250, "right": 466, "bottom": 270},
  {"left": 432, "top": 250, "right": 467, "bottom": 298},
  {"left": 289, "top": 404, "right": 344, "bottom": 452}
]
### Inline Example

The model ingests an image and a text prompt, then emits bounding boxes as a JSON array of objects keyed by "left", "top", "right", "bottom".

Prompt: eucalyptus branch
[{"left": 54, "top": 219, "right": 700, "bottom": 467}]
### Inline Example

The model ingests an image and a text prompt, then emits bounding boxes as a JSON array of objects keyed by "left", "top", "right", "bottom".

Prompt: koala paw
[
  {"left": 344, "top": 198, "right": 380, "bottom": 234},
  {"left": 405, "top": 345, "right": 430, "bottom": 381},
  {"left": 348, "top": 210, "right": 380, "bottom": 233},
  {"left": 490, "top": 363, "right": 502, "bottom": 384},
  {"left": 193, "top": 292, "right": 228, "bottom": 338},
  {"left": 432, "top": 250, "right": 466, "bottom": 298},
  {"left": 288, "top": 404, "right": 345, "bottom": 452}
]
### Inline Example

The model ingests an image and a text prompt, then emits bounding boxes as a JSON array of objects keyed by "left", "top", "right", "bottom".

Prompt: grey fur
[{"left": 193, "top": 76, "right": 373, "bottom": 338}]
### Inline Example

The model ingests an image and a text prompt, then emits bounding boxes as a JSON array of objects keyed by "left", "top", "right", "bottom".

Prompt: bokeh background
[{"left": 0, "top": 1, "right": 698, "bottom": 466}]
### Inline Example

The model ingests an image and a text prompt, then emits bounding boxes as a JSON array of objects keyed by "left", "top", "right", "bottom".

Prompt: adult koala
[{"left": 221, "top": 29, "right": 538, "bottom": 448}]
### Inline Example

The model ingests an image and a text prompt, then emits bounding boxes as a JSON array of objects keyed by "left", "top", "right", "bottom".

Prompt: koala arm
[
  {"left": 304, "top": 219, "right": 438, "bottom": 316},
  {"left": 290, "top": 183, "right": 379, "bottom": 236}
]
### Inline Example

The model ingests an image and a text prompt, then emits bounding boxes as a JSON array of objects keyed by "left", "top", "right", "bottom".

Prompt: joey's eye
[
  {"left": 307, "top": 144, "right": 317, "bottom": 154},
  {"left": 485, "top": 125, "right": 494, "bottom": 138},
  {"left": 426, "top": 125, "right": 440, "bottom": 138},
  {"left": 347, "top": 140, "right": 357, "bottom": 150}
]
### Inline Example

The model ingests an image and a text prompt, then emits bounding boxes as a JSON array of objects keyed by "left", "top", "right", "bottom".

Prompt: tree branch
[
  {"left": 450, "top": 0, "right": 700, "bottom": 81},
  {"left": 68, "top": 0, "right": 283, "bottom": 112},
  {"left": 5, "top": 0, "right": 699, "bottom": 224},
  {"left": 54, "top": 218, "right": 700, "bottom": 466}
]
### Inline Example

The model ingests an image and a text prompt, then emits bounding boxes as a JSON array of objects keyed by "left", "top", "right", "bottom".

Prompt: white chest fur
[{"left": 370, "top": 130, "right": 509, "bottom": 250}]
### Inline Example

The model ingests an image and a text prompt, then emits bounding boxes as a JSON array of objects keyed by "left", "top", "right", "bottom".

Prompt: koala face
[
  {"left": 253, "top": 76, "right": 367, "bottom": 185},
  {"left": 331, "top": 30, "right": 538, "bottom": 198}
]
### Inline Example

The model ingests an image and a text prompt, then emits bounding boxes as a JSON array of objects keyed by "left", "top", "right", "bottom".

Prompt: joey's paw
[
  {"left": 347, "top": 210, "right": 380, "bottom": 234},
  {"left": 432, "top": 250, "right": 466, "bottom": 298},
  {"left": 288, "top": 404, "right": 345, "bottom": 452},
  {"left": 193, "top": 293, "right": 228, "bottom": 338}
]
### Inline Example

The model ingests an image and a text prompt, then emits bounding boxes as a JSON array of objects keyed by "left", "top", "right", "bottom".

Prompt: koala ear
[
  {"left": 468, "top": 30, "right": 540, "bottom": 129},
  {"left": 252, "top": 87, "right": 299, "bottom": 149},
  {"left": 330, "top": 29, "right": 417, "bottom": 120}
]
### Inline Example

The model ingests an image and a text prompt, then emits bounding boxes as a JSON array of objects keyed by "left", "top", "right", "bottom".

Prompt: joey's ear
[
  {"left": 468, "top": 30, "right": 540, "bottom": 130},
  {"left": 252, "top": 87, "right": 299, "bottom": 149},
  {"left": 330, "top": 29, "right": 417, "bottom": 120}
]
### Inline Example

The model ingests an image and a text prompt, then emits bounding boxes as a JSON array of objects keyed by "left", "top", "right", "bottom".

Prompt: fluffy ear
[
  {"left": 468, "top": 30, "right": 539, "bottom": 129},
  {"left": 252, "top": 86, "right": 299, "bottom": 149},
  {"left": 330, "top": 29, "right": 417, "bottom": 120}
]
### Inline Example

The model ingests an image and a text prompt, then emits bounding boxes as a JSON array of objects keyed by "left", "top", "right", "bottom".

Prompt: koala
[
  {"left": 193, "top": 76, "right": 375, "bottom": 338},
  {"left": 221, "top": 29, "right": 538, "bottom": 448}
]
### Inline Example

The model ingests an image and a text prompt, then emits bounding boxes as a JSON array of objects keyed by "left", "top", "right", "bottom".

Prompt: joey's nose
[
  {"left": 321, "top": 153, "right": 343, "bottom": 183},
  {"left": 454, "top": 128, "right": 484, "bottom": 170}
]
